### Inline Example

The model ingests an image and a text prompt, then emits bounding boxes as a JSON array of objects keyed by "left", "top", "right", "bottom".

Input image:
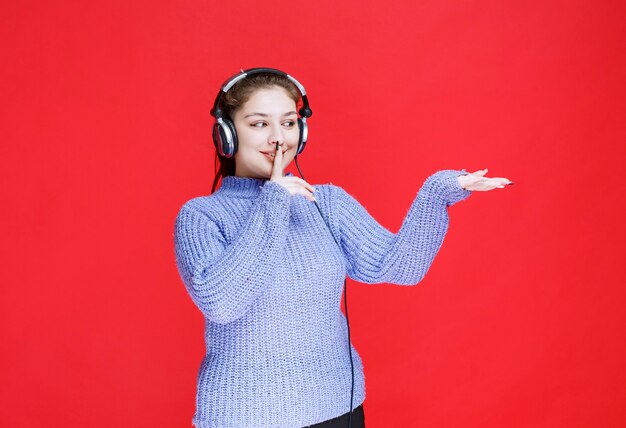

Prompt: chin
[{"left": 258, "top": 168, "right": 273, "bottom": 179}]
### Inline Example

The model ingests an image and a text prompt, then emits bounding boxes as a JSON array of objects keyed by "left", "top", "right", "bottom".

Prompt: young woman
[{"left": 174, "top": 69, "right": 513, "bottom": 428}]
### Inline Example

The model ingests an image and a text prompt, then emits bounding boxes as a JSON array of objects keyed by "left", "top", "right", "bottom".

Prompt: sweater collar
[{"left": 217, "top": 172, "right": 294, "bottom": 198}]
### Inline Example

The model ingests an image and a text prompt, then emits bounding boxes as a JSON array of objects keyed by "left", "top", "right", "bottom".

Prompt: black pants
[{"left": 304, "top": 404, "right": 365, "bottom": 428}]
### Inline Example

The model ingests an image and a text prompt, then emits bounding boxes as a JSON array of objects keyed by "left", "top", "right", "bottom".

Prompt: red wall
[{"left": 2, "top": 0, "right": 625, "bottom": 426}]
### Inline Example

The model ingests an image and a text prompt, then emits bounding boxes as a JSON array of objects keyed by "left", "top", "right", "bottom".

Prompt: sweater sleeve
[
  {"left": 173, "top": 181, "right": 292, "bottom": 324},
  {"left": 330, "top": 169, "right": 471, "bottom": 285}
]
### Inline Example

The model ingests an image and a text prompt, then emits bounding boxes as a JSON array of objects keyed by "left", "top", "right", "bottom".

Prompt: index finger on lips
[{"left": 271, "top": 142, "right": 284, "bottom": 179}]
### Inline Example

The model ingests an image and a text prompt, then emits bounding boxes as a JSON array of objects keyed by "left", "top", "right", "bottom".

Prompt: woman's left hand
[{"left": 457, "top": 169, "right": 514, "bottom": 191}]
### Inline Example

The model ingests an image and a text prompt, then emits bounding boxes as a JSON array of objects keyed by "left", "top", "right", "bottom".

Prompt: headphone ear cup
[
  {"left": 297, "top": 117, "right": 308, "bottom": 155},
  {"left": 213, "top": 118, "right": 238, "bottom": 158},
  {"left": 212, "top": 122, "right": 224, "bottom": 156}
]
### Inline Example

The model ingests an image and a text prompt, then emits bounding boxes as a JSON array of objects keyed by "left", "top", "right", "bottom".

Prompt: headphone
[{"left": 209, "top": 67, "right": 313, "bottom": 158}]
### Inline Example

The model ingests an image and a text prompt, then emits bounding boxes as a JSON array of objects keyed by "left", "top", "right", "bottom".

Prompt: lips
[{"left": 260, "top": 149, "right": 287, "bottom": 159}]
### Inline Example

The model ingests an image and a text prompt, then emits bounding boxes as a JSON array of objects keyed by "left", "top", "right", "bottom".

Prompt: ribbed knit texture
[{"left": 173, "top": 169, "right": 472, "bottom": 428}]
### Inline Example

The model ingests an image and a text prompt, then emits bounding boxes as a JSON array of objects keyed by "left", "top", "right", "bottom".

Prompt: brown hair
[{"left": 210, "top": 72, "right": 301, "bottom": 193}]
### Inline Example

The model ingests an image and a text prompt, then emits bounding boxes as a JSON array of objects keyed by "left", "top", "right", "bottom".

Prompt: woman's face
[{"left": 232, "top": 86, "right": 299, "bottom": 178}]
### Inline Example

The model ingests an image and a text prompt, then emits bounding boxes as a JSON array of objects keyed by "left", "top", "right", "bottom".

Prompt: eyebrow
[{"left": 243, "top": 111, "right": 298, "bottom": 118}]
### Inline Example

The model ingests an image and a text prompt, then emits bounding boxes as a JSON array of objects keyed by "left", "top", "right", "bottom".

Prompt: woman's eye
[{"left": 251, "top": 121, "right": 294, "bottom": 128}]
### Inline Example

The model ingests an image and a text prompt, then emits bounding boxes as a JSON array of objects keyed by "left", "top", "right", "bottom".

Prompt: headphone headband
[{"left": 210, "top": 67, "right": 312, "bottom": 119}]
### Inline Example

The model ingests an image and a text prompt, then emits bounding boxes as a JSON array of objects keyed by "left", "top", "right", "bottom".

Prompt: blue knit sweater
[{"left": 173, "top": 169, "right": 471, "bottom": 428}]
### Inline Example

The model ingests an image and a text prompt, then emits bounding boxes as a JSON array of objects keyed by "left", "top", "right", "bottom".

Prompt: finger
[
  {"left": 271, "top": 142, "right": 284, "bottom": 179},
  {"left": 491, "top": 177, "right": 512, "bottom": 185},
  {"left": 281, "top": 175, "right": 315, "bottom": 193},
  {"left": 486, "top": 177, "right": 508, "bottom": 189},
  {"left": 297, "top": 188, "right": 316, "bottom": 202},
  {"left": 281, "top": 183, "right": 315, "bottom": 201},
  {"left": 474, "top": 168, "right": 488, "bottom": 176}
]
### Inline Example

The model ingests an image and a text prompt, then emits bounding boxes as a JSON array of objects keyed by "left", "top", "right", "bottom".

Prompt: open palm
[{"left": 458, "top": 169, "right": 513, "bottom": 191}]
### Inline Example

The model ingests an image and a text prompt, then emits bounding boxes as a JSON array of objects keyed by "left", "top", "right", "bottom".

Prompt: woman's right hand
[{"left": 270, "top": 142, "right": 316, "bottom": 202}]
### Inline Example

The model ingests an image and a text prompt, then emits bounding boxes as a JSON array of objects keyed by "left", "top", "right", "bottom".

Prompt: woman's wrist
[{"left": 426, "top": 170, "right": 473, "bottom": 206}]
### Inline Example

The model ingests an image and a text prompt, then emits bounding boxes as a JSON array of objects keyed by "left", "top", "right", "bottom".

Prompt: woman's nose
[{"left": 268, "top": 125, "right": 285, "bottom": 145}]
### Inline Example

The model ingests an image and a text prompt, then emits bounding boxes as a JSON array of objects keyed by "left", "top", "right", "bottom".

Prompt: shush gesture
[
  {"left": 457, "top": 168, "right": 514, "bottom": 191},
  {"left": 270, "top": 141, "right": 317, "bottom": 202}
]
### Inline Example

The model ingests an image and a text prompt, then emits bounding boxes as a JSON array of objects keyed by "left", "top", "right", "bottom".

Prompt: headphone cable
[{"left": 294, "top": 155, "right": 355, "bottom": 428}]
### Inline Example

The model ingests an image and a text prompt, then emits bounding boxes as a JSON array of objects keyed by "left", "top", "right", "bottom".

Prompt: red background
[{"left": 2, "top": 1, "right": 625, "bottom": 427}]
